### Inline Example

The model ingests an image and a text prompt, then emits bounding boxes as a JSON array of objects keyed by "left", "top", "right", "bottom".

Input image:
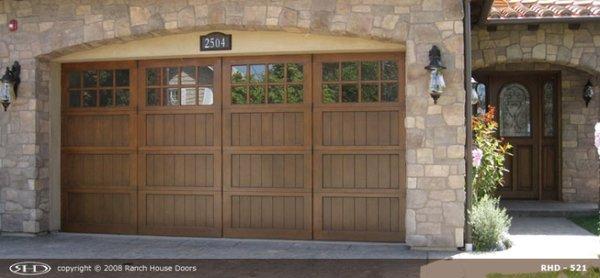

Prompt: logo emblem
[{"left": 9, "top": 262, "right": 51, "bottom": 276}]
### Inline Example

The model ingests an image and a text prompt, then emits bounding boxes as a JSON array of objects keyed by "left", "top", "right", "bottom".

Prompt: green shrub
[{"left": 469, "top": 195, "right": 511, "bottom": 251}]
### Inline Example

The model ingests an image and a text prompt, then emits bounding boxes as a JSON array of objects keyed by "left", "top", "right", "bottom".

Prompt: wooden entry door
[
  {"left": 487, "top": 72, "right": 559, "bottom": 200},
  {"left": 222, "top": 56, "right": 313, "bottom": 239},
  {"left": 312, "top": 53, "right": 406, "bottom": 241}
]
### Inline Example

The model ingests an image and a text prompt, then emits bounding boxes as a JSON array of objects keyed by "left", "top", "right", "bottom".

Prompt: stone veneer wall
[
  {"left": 472, "top": 23, "right": 600, "bottom": 203},
  {"left": 0, "top": 1, "right": 467, "bottom": 248}
]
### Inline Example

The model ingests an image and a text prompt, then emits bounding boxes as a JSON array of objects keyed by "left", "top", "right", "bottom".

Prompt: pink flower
[{"left": 472, "top": 148, "right": 483, "bottom": 168}]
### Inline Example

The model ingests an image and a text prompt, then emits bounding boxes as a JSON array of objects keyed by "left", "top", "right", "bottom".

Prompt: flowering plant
[
  {"left": 472, "top": 148, "right": 483, "bottom": 168},
  {"left": 472, "top": 106, "right": 512, "bottom": 201}
]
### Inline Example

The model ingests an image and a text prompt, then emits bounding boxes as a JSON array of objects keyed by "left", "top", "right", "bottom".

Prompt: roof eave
[{"left": 486, "top": 16, "right": 600, "bottom": 25}]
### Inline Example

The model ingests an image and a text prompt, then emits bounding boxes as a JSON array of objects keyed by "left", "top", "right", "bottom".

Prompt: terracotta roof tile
[{"left": 489, "top": 0, "right": 600, "bottom": 20}]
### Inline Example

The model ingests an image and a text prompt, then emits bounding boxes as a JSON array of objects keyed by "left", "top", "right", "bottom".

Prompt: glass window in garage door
[
  {"left": 67, "top": 68, "right": 132, "bottom": 108},
  {"left": 145, "top": 65, "right": 215, "bottom": 106},
  {"left": 229, "top": 63, "right": 304, "bottom": 104}
]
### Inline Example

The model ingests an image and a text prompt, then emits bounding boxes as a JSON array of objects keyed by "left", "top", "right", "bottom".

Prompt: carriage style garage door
[{"left": 61, "top": 53, "right": 405, "bottom": 242}]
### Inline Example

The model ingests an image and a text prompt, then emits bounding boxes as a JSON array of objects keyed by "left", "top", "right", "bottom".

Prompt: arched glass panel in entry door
[{"left": 499, "top": 83, "right": 531, "bottom": 137}]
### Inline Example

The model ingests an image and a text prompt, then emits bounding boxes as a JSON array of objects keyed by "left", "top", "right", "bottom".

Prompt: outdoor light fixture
[
  {"left": 8, "top": 19, "right": 17, "bottom": 32},
  {"left": 583, "top": 80, "right": 594, "bottom": 107},
  {"left": 0, "top": 62, "right": 21, "bottom": 111},
  {"left": 425, "top": 45, "right": 446, "bottom": 104},
  {"left": 470, "top": 77, "right": 480, "bottom": 105}
]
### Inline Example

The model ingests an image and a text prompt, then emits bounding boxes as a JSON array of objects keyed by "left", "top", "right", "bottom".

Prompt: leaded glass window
[
  {"left": 499, "top": 83, "right": 531, "bottom": 137},
  {"left": 543, "top": 81, "right": 555, "bottom": 137}
]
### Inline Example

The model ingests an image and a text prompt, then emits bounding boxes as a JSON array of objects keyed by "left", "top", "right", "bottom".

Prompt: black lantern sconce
[
  {"left": 471, "top": 77, "right": 487, "bottom": 116},
  {"left": 583, "top": 80, "right": 594, "bottom": 108},
  {"left": 425, "top": 45, "right": 446, "bottom": 104},
  {"left": 470, "top": 77, "right": 480, "bottom": 105},
  {"left": 0, "top": 62, "right": 21, "bottom": 111}
]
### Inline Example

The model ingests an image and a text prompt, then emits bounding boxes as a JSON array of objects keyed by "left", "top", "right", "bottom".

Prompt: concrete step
[{"left": 501, "top": 200, "right": 598, "bottom": 218}]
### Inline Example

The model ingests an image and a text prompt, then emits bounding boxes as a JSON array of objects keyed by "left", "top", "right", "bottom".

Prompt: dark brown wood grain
[
  {"left": 312, "top": 53, "right": 406, "bottom": 242},
  {"left": 61, "top": 61, "right": 138, "bottom": 234},
  {"left": 61, "top": 53, "right": 406, "bottom": 242},
  {"left": 222, "top": 55, "right": 313, "bottom": 239}
]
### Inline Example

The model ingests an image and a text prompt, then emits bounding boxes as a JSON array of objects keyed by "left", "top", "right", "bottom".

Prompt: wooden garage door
[
  {"left": 61, "top": 61, "right": 138, "bottom": 234},
  {"left": 137, "top": 59, "right": 222, "bottom": 236},
  {"left": 222, "top": 56, "right": 313, "bottom": 239},
  {"left": 312, "top": 54, "right": 406, "bottom": 242},
  {"left": 62, "top": 53, "right": 405, "bottom": 242}
]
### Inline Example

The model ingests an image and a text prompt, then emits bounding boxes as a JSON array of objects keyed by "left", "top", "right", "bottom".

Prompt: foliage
[
  {"left": 472, "top": 106, "right": 512, "bottom": 202},
  {"left": 568, "top": 215, "right": 600, "bottom": 236},
  {"left": 469, "top": 195, "right": 511, "bottom": 252}
]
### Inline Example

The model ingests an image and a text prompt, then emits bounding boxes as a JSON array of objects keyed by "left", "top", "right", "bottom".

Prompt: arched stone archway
[
  {"left": 474, "top": 60, "right": 599, "bottom": 203},
  {"left": 471, "top": 21, "right": 600, "bottom": 203},
  {"left": 472, "top": 22, "right": 600, "bottom": 77}
]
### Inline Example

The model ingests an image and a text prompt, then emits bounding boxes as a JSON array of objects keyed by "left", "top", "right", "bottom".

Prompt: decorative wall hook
[{"left": 0, "top": 61, "right": 21, "bottom": 111}]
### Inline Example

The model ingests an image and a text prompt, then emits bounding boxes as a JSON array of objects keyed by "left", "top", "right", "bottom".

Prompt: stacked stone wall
[{"left": 0, "top": 0, "right": 466, "bottom": 248}]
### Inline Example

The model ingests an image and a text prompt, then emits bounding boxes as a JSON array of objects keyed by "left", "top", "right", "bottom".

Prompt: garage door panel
[
  {"left": 144, "top": 112, "right": 215, "bottom": 147},
  {"left": 62, "top": 153, "right": 134, "bottom": 188},
  {"left": 62, "top": 190, "right": 137, "bottom": 234},
  {"left": 318, "top": 110, "right": 400, "bottom": 147},
  {"left": 315, "top": 194, "right": 404, "bottom": 241},
  {"left": 61, "top": 62, "right": 139, "bottom": 234},
  {"left": 320, "top": 153, "right": 401, "bottom": 189},
  {"left": 222, "top": 55, "right": 312, "bottom": 239},
  {"left": 138, "top": 191, "right": 221, "bottom": 237},
  {"left": 312, "top": 53, "right": 405, "bottom": 242},
  {"left": 144, "top": 153, "right": 214, "bottom": 187},
  {"left": 62, "top": 114, "right": 132, "bottom": 147},
  {"left": 137, "top": 58, "right": 222, "bottom": 237},
  {"left": 224, "top": 192, "right": 311, "bottom": 239},
  {"left": 138, "top": 150, "right": 221, "bottom": 191},
  {"left": 226, "top": 111, "right": 305, "bottom": 147},
  {"left": 227, "top": 153, "right": 307, "bottom": 189}
]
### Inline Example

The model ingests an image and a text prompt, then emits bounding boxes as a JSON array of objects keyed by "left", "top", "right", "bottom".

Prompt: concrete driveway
[
  {"left": 0, "top": 232, "right": 458, "bottom": 260},
  {"left": 0, "top": 216, "right": 595, "bottom": 260}
]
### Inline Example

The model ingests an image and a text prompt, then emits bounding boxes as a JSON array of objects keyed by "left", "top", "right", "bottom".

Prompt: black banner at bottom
[{"left": 0, "top": 259, "right": 597, "bottom": 278}]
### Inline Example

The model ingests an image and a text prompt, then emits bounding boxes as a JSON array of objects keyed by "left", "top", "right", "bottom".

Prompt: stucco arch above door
[{"left": 51, "top": 30, "right": 404, "bottom": 62}]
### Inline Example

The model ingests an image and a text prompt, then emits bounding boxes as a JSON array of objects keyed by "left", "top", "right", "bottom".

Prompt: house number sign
[{"left": 200, "top": 32, "right": 232, "bottom": 51}]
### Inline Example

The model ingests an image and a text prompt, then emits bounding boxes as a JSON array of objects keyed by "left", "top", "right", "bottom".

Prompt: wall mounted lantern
[
  {"left": 425, "top": 45, "right": 446, "bottom": 104},
  {"left": 0, "top": 62, "right": 21, "bottom": 111},
  {"left": 471, "top": 77, "right": 488, "bottom": 115},
  {"left": 583, "top": 80, "right": 594, "bottom": 107},
  {"left": 470, "top": 77, "right": 480, "bottom": 105}
]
